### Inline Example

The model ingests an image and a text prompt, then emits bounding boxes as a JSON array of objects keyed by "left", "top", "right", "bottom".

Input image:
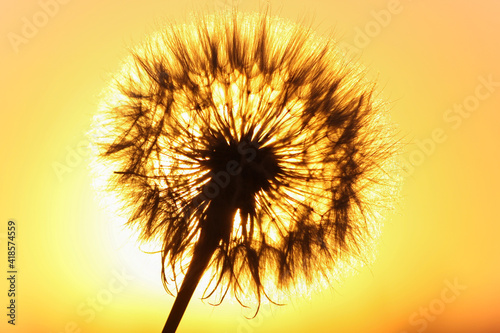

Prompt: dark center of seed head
[{"left": 204, "top": 138, "right": 282, "bottom": 204}]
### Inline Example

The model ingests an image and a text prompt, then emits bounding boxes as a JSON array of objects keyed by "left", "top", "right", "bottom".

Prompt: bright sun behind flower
[{"left": 90, "top": 10, "right": 400, "bottom": 333}]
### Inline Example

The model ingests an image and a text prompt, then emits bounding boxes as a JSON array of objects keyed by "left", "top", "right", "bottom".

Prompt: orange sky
[{"left": 1, "top": 1, "right": 500, "bottom": 332}]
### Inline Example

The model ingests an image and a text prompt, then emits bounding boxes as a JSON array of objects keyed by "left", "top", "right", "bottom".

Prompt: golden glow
[
  {"left": 87, "top": 10, "right": 402, "bottom": 312},
  {"left": 4, "top": 1, "right": 500, "bottom": 333}
]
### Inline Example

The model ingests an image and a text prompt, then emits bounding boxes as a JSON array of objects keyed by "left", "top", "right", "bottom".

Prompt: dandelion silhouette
[{"left": 91, "top": 10, "right": 400, "bottom": 333}]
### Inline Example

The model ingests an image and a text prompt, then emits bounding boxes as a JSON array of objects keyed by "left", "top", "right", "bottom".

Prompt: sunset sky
[{"left": 1, "top": 1, "right": 500, "bottom": 332}]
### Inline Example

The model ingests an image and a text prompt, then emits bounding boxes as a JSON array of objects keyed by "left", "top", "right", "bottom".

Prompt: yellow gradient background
[{"left": 1, "top": 1, "right": 499, "bottom": 332}]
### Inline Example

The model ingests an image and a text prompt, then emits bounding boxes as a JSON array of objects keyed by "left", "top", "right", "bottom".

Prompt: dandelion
[{"left": 91, "top": 10, "right": 400, "bottom": 333}]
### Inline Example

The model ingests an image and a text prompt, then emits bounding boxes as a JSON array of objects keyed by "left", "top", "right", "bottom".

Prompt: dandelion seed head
[{"left": 90, "top": 10, "right": 401, "bottom": 310}]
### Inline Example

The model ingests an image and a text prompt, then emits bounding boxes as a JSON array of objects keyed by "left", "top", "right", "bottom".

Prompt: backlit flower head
[{"left": 91, "top": 9, "right": 400, "bottom": 331}]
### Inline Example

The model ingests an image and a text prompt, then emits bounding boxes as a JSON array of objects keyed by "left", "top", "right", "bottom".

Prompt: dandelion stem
[
  {"left": 161, "top": 232, "right": 217, "bottom": 333},
  {"left": 162, "top": 201, "right": 236, "bottom": 332}
]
